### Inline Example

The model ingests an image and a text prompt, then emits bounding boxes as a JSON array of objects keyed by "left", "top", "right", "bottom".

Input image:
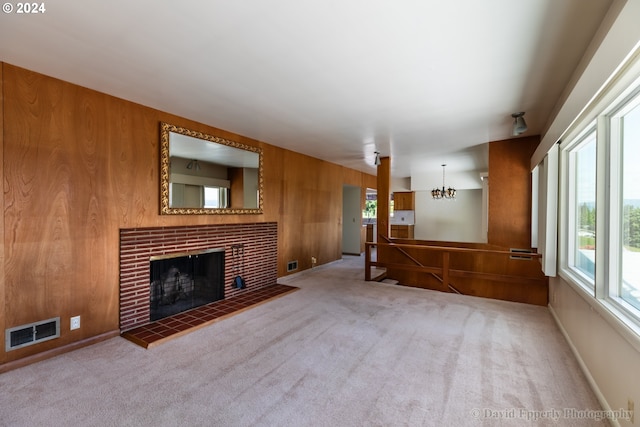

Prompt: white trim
[
  {"left": 548, "top": 304, "right": 622, "bottom": 427},
  {"left": 594, "top": 116, "right": 609, "bottom": 301},
  {"left": 559, "top": 124, "right": 597, "bottom": 290},
  {"left": 607, "top": 105, "right": 623, "bottom": 303}
]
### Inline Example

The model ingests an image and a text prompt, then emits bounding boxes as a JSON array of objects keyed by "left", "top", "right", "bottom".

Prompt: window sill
[{"left": 557, "top": 269, "right": 640, "bottom": 354}]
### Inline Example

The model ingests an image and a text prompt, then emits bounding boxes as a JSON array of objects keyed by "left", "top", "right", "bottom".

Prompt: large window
[
  {"left": 559, "top": 70, "right": 640, "bottom": 328},
  {"left": 611, "top": 94, "right": 640, "bottom": 312}
]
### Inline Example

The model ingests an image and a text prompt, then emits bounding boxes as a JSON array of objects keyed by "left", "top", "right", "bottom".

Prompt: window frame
[
  {"left": 557, "top": 60, "right": 640, "bottom": 337},
  {"left": 603, "top": 86, "right": 640, "bottom": 324},
  {"left": 559, "top": 123, "right": 598, "bottom": 294}
]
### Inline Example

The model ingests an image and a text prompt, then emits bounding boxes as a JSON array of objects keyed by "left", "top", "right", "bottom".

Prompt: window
[
  {"left": 559, "top": 64, "right": 640, "bottom": 331},
  {"left": 564, "top": 128, "right": 597, "bottom": 288},
  {"left": 610, "top": 93, "right": 640, "bottom": 313},
  {"left": 363, "top": 199, "right": 377, "bottom": 220},
  {"left": 204, "top": 186, "right": 228, "bottom": 208}
]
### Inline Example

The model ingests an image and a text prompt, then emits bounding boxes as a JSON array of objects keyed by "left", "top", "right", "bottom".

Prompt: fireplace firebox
[{"left": 150, "top": 248, "right": 225, "bottom": 321}]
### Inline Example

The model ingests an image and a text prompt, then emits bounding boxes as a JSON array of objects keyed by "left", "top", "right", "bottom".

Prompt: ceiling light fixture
[
  {"left": 511, "top": 112, "right": 528, "bottom": 136},
  {"left": 374, "top": 151, "right": 381, "bottom": 166},
  {"left": 432, "top": 164, "right": 456, "bottom": 200},
  {"left": 186, "top": 159, "right": 201, "bottom": 171}
]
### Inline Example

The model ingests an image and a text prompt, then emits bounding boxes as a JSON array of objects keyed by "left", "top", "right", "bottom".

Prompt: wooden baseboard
[{"left": 0, "top": 330, "right": 120, "bottom": 374}]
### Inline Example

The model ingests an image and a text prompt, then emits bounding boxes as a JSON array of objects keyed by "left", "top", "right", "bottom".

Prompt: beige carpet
[{"left": 0, "top": 255, "right": 607, "bottom": 426}]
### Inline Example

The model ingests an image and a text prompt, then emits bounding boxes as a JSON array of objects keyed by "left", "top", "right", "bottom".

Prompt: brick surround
[{"left": 119, "top": 222, "right": 277, "bottom": 331}]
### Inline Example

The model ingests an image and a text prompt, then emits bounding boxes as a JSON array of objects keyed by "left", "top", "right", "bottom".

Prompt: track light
[
  {"left": 511, "top": 112, "right": 527, "bottom": 136},
  {"left": 374, "top": 151, "right": 381, "bottom": 166}
]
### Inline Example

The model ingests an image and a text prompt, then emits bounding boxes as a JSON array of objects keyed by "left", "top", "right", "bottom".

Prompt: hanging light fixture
[
  {"left": 432, "top": 164, "right": 456, "bottom": 200},
  {"left": 374, "top": 151, "right": 381, "bottom": 166},
  {"left": 511, "top": 112, "right": 528, "bottom": 136}
]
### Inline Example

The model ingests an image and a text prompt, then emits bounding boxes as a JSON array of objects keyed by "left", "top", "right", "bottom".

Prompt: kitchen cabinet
[
  {"left": 390, "top": 225, "right": 414, "bottom": 239},
  {"left": 394, "top": 192, "right": 415, "bottom": 210}
]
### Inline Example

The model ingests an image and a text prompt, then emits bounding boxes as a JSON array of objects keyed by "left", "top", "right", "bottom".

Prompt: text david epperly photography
[{"left": 470, "top": 407, "right": 633, "bottom": 422}]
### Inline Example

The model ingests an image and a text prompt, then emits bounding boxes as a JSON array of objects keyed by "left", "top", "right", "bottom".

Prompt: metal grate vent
[
  {"left": 10, "top": 327, "right": 33, "bottom": 348},
  {"left": 287, "top": 260, "right": 298, "bottom": 272},
  {"left": 36, "top": 321, "right": 59, "bottom": 340},
  {"left": 6, "top": 317, "right": 60, "bottom": 351},
  {"left": 510, "top": 248, "right": 534, "bottom": 260}
]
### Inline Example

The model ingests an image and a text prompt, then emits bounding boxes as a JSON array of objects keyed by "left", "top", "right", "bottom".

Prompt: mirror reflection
[{"left": 160, "top": 123, "right": 263, "bottom": 214}]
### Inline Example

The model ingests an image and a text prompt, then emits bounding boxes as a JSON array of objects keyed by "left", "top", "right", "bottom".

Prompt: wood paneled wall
[
  {"left": 0, "top": 63, "right": 375, "bottom": 366},
  {"left": 488, "top": 136, "right": 540, "bottom": 248},
  {"left": 0, "top": 63, "right": 5, "bottom": 360},
  {"left": 380, "top": 136, "right": 546, "bottom": 304},
  {"left": 379, "top": 240, "right": 548, "bottom": 305}
]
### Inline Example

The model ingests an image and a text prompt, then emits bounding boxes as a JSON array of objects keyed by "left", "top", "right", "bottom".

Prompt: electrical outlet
[
  {"left": 311, "top": 256, "right": 317, "bottom": 265},
  {"left": 629, "top": 398, "right": 634, "bottom": 424},
  {"left": 70, "top": 316, "right": 81, "bottom": 330}
]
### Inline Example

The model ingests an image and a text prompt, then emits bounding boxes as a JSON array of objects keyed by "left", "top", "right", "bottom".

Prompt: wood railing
[
  {"left": 373, "top": 235, "right": 463, "bottom": 293},
  {"left": 365, "top": 241, "right": 547, "bottom": 305}
]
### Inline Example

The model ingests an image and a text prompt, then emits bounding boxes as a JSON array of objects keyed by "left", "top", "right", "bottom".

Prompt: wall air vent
[
  {"left": 510, "top": 248, "right": 534, "bottom": 260},
  {"left": 5, "top": 317, "right": 60, "bottom": 351},
  {"left": 287, "top": 260, "right": 298, "bottom": 272}
]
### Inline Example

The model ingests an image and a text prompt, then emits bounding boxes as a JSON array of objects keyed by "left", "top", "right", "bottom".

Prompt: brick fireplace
[{"left": 119, "top": 222, "right": 277, "bottom": 331}]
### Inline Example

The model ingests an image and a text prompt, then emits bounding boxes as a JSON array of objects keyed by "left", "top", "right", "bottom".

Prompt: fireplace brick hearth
[{"left": 119, "top": 222, "right": 277, "bottom": 331}]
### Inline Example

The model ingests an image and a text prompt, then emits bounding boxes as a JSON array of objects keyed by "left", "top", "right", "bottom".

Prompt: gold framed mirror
[{"left": 160, "top": 122, "right": 263, "bottom": 215}]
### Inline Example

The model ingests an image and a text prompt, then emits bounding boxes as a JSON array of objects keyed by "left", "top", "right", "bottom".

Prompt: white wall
[
  {"left": 540, "top": 1, "right": 640, "bottom": 424},
  {"left": 550, "top": 277, "right": 640, "bottom": 426},
  {"left": 532, "top": 0, "right": 640, "bottom": 167},
  {"left": 413, "top": 189, "right": 486, "bottom": 243},
  {"left": 342, "top": 185, "right": 362, "bottom": 254},
  {"left": 411, "top": 170, "right": 483, "bottom": 191},
  {"left": 243, "top": 168, "right": 259, "bottom": 208}
]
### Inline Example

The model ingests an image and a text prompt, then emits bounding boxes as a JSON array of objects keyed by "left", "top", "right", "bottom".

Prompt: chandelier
[{"left": 431, "top": 164, "right": 456, "bottom": 200}]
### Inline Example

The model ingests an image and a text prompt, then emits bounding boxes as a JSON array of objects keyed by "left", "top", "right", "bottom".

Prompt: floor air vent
[
  {"left": 287, "top": 260, "right": 298, "bottom": 272},
  {"left": 6, "top": 317, "right": 60, "bottom": 351}
]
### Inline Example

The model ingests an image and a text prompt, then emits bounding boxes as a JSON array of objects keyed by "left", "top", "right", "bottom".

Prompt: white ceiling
[
  {"left": 0, "top": 0, "right": 613, "bottom": 183},
  {"left": 170, "top": 132, "right": 259, "bottom": 169}
]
